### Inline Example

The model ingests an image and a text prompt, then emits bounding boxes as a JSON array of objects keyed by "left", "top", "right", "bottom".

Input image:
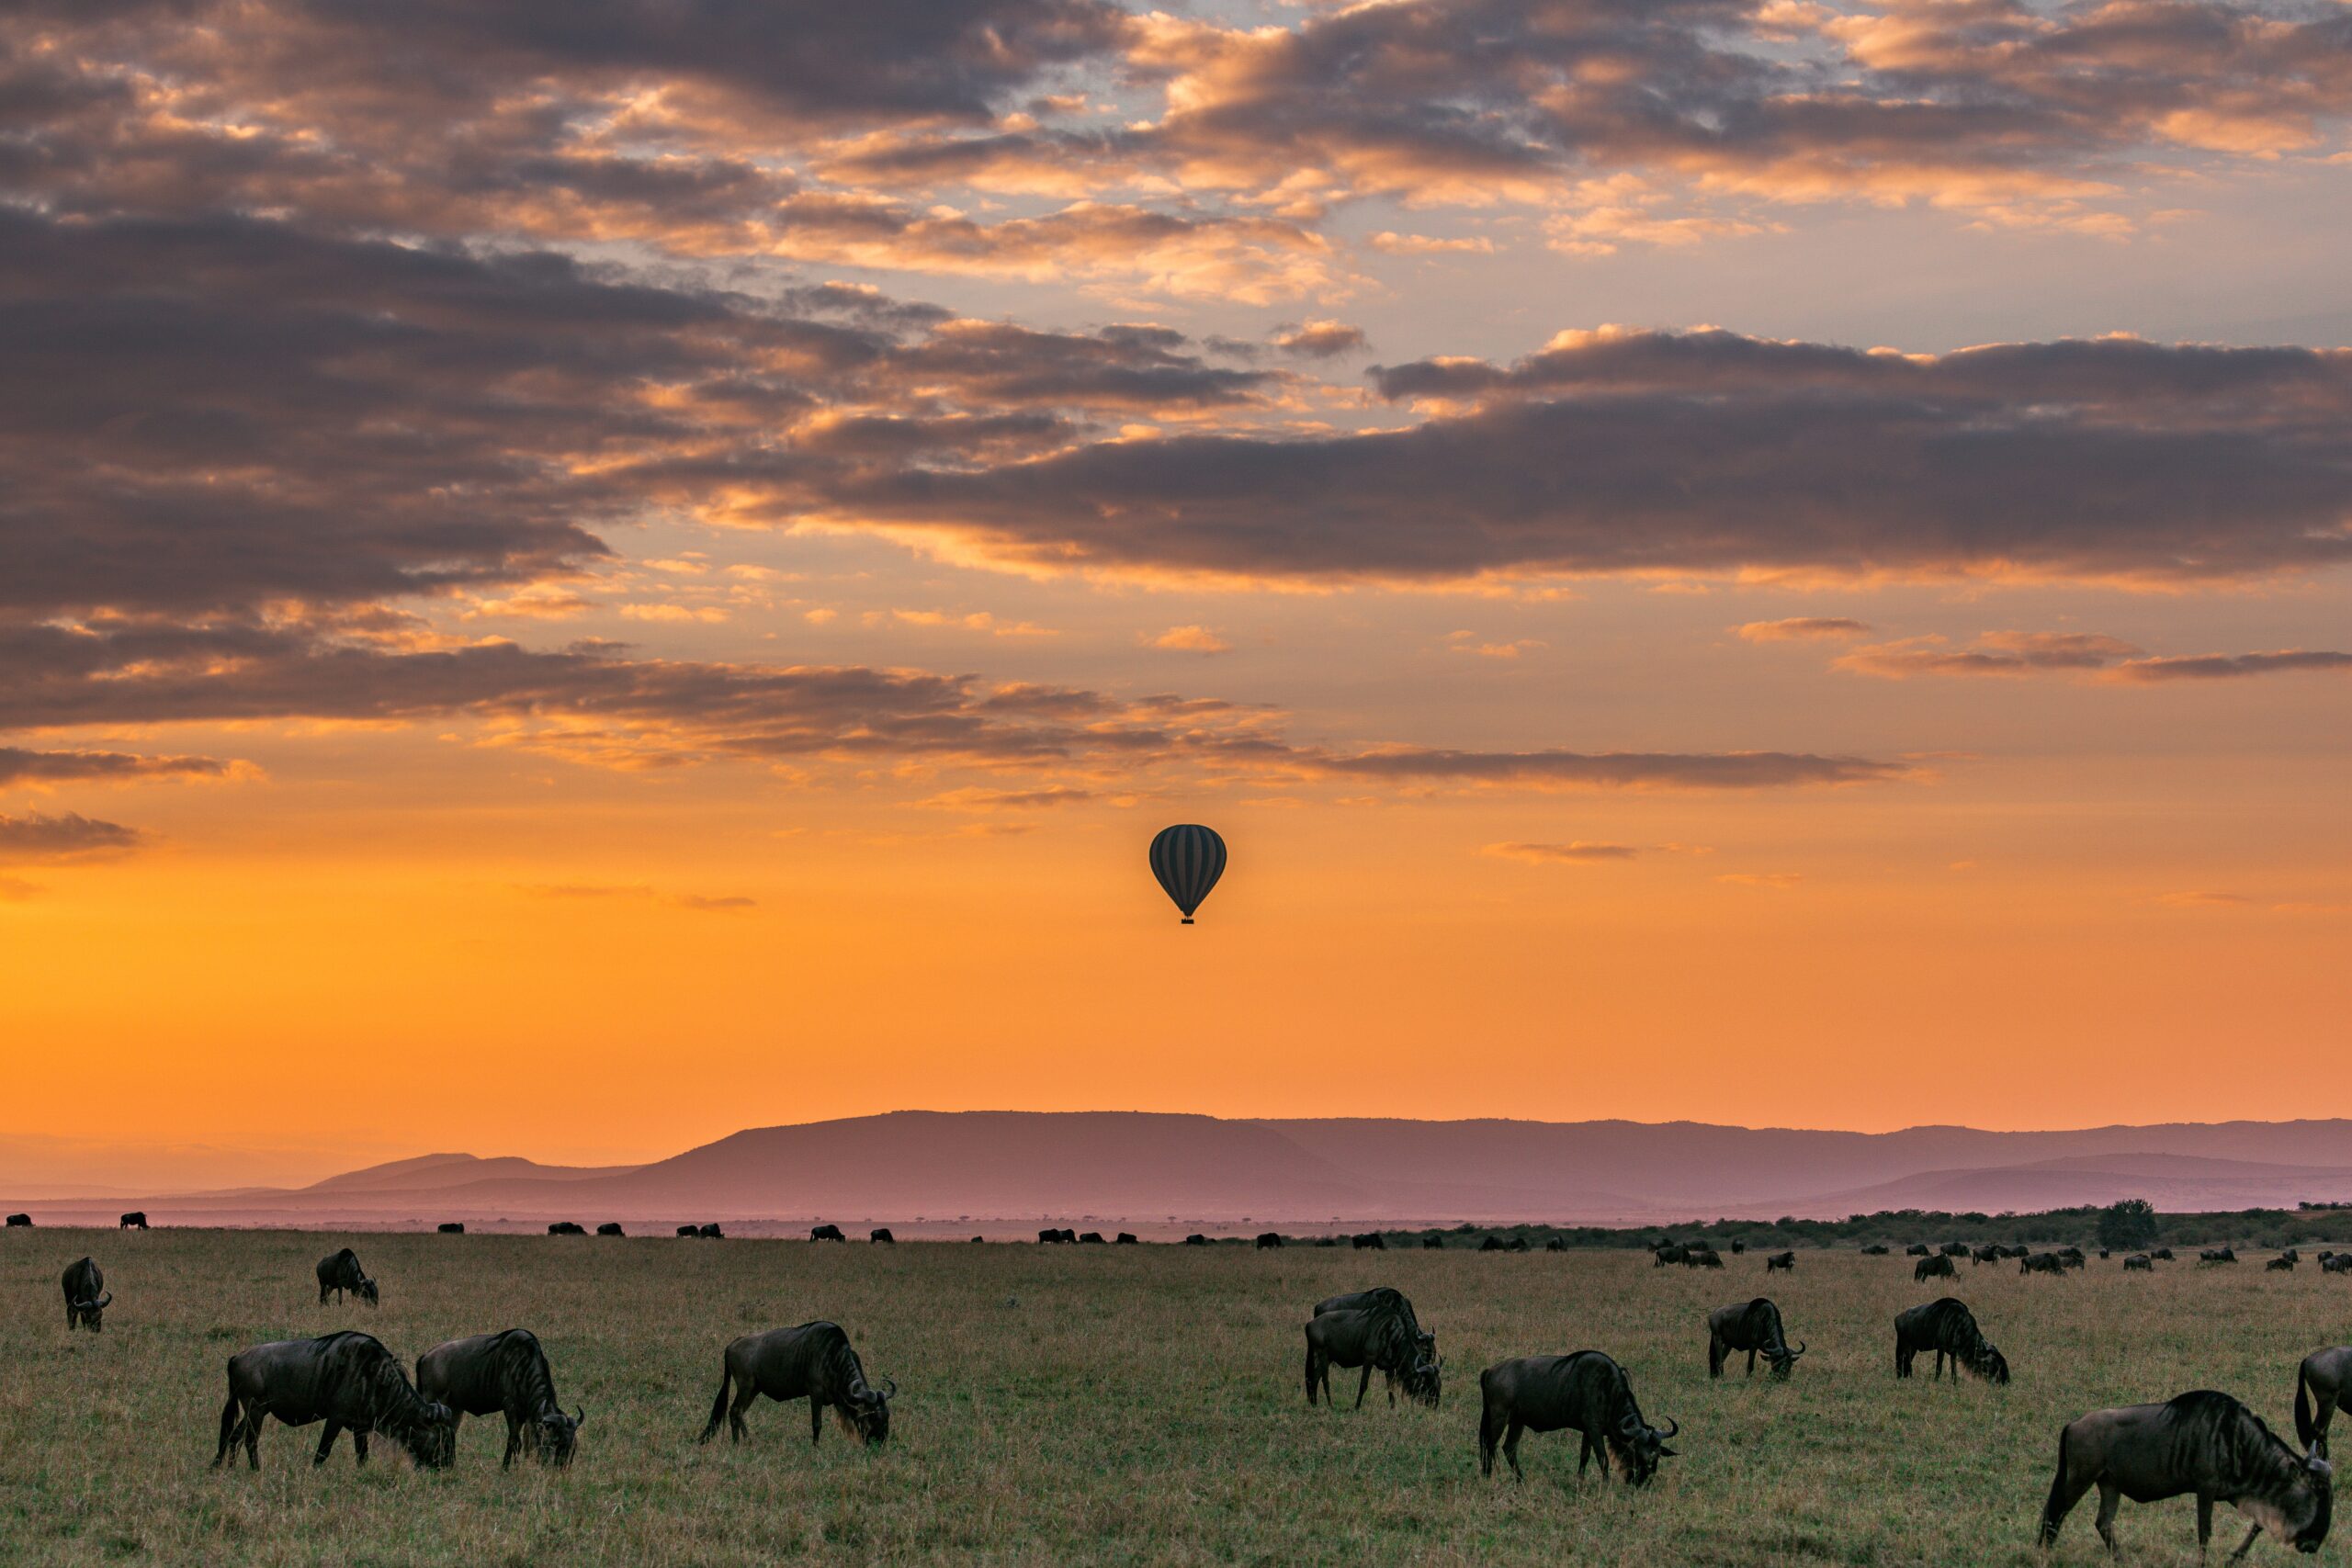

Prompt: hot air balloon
[{"left": 1148, "top": 824, "right": 1226, "bottom": 925}]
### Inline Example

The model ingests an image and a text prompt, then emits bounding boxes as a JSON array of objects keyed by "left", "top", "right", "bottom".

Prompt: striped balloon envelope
[{"left": 1148, "top": 824, "right": 1227, "bottom": 925}]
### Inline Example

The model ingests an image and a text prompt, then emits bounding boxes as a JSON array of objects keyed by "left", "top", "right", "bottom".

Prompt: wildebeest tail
[
  {"left": 2037, "top": 1427, "right": 2070, "bottom": 1545},
  {"left": 697, "top": 1364, "right": 731, "bottom": 1444},
  {"left": 1303, "top": 1333, "right": 1317, "bottom": 1405},
  {"left": 2298, "top": 1362, "right": 2320, "bottom": 1450}
]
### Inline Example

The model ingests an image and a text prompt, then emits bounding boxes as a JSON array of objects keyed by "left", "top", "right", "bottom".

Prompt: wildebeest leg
[
  {"left": 1501, "top": 1421, "right": 1524, "bottom": 1482},
  {"left": 314, "top": 1422, "right": 342, "bottom": 1466},
  {"left": 1304, "top": 1342, "right": 1319, "bottom": 1405},
  {"left": 2228, "top": 1523, "right": 2264, "bottom": 1562},
  {"left": 240, "top": 1404, "right": 266, "bottom": 1470},
  {"left": 1478, "top": 1405, "right": 1502, "bottom": 1476},
  {"left": 2039, "top": 1433, "right": 2094, "bottom": 1547},
  {"left": 2089, "top": 1481, "right": 2123, "bottom": 1553},
  {"left": 352, "top": 1428, "right": 368, "bottom": 1466},
  {"left": 1577, "top": 1432, "right": 1591, "bottom": 1477},
  {"left": 725, "top": 1381, "right": 756, "bottom": 1444},
  {"left": 809, "top": 1395, "right": 824, "bottom": 1446},
  {"left": 1709, "top": 1335, "right": 1725, "bottom": 1379},
  {"left": 1354, "top": 1364, "right": 1372, "bottom": 1410},
  {"left": 212, "top": 1391, "right": 243, "bottom": 1468},
  {"left": 1746, "top": 1348, "right": 1757, "bottom": 1377},
  {"left": 1934, "top": 1349, "right": 1945, "bottom": 1382},
  {"left": 503, "top": 1414, "right": 522, "bottom": 1470},
  {"left": 2194, "top": 1493, "right": 2214, "bottom": 1555}
]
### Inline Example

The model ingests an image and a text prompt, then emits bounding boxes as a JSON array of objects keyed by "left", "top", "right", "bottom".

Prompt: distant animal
[
  {"left": 1942, "top": 1242, "right": 1971, "bottom": 1258},
  {"left": 870, "top": 1228, "right": 895, "bottom": 1245},
  {"left": 1422, "top": 1235, "right": 1444, "bottom": 1249},
  {"left": 1257, "top": 1232, "right": 1283, "bottom": 1250},
  {"left": 1905, "top": 1244, "right": 1931, "bottom": 1258},
  {"left": 1114, "top": 1233, "right": 1138, "bottom": 1245},
  {"left": 1653, "top": 1244, "right": 1688, "bottom": 1267},
  {"left": 547, "top": 1222, "right": 585, "bottom": 1235},
  {"left": 2021, "top": 1252, "right": 2067, "bottom": 1276},
  {"left": 1078, "top": 1231, "right": 1105, "bottom": 1245},
  {"left": 315, "top": 1247, "right": 379, "bottom": 1308},
  {"left": 2005, "top": 1246, "right": 2034, "bottom": 1258},
  {"left": 697, "top": 1322, "right": 896, "bottom": 1448},
  {"left": 1894, "top": 1298, "right": 2009, "bottom": 1384},
  {"left": 119, "top": 1212, "right": 147, "bottom": 1230},
  {"left": 2284, "top": 1249, "right": 2302, "bottom": 1264},
  {"left": 1352, "top": 1232, "right": 1386, "bottom": 1251},
  {"left": 1765, "top": 1251, "right": 1795, "bottom": 1273},
  {"left": 1728, "top": 1239, "right": 1747, "bottom": 1255},
  {"left": 807, "top": 1224, "right": 845, "bottom": 1242},
  {"left": 1861, "top": 1244, "right": 1890, "bottom": 1256},
  {"left": 1683, "top": 1246, "right": 1721, "bottom": 1268},
  {"left": 2124, "top": 1253, "right": 2154, "bottom": 1271},
  {"left": 1708, "top": 1298, "right": 1807, "bottom": 1380},
  {"left": 697, "top": 1224, "right": 723, "bottom": 1239},
  {"left": 1507, "top": 1236, "right": 1533, "bottom": 1253},
  {"left": 2201, "top": 1247, "right": 2239, "bottom": 1265},
  {"left": 1973, "top": 1245, "right": 2003, "bottom": 1266},
  {"left": 5, "top": 1213, "right": 29, "bottom": 1227},
  {"left": 62, "top": 1257, "right": 110, "bottom": 1331},
  {"left": 2322, "top": 1252, "right": 2338, "bottom": 1267},
  {"left": 415, "top": 1328, "right": 582, "bottom": 1469},
  {"left": 1477, "top": 1352, "right": 1679, "bottom": 1487},
  {"left": 2153, "top": 1247, "right": 2176, "bottom": 1261},
  {"left": 2038, "top": 1390, "right": 2332, "bottom": 1558},
  {"left": 2271, "top": 1257, "right": 2299, "bottom": 1272},
  {"left": 970, "top": 1235, "right": 983, "bottom": 1243},
  {"left": 595, "top": 1223, "right": 624, "bottom": 1237},
  {"left": 1305, "top": 1290, "right": 1440, "bottom": 1409},
  {"left": 1184, "top": 1234, "right": 1208, "bottom": 1246},
  {"left": 437, "top": 1223, "right": 465, "bottom": 1235},
  {"left": 2099, "top": 1248, "right": 2112, "bottom": 1259},
  {"left": 213, "top": 1331, "right": 455, "bottom": 1472},
  {"left": 1546, "top": 1237, "right": 1568, "bottom": 1252},
  {"left": 2295, "top": 1348, "right": 2352, "bottom": 1458},
  {"left": 1916, "top": 1254, "right": 1958, "bottom": 1282},
  {"left": 2324, "top": 1256, "right": 2352, "bottom": 1276},
  {"left": 676, "top": 1225, "right": 699, "bottom": 1237}
]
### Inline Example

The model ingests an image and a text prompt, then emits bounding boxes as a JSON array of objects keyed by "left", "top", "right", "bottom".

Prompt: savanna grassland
[{"left": 5, "top": 1229, "right": 2349, "bottom": 1565}]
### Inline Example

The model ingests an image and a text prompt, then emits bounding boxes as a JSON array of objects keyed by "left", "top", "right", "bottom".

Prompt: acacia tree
[{"left": 2097, "top": 1198, "right": 2160, "bottom": 1251}]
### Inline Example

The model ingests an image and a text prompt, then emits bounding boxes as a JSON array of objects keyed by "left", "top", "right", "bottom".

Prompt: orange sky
[{"left": 4, "top": 0, "right": 2351, "bottom": 1180}]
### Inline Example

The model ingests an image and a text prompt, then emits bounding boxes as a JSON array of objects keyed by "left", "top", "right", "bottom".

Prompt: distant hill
[{"left": 14, "top": 1112, "right": 2352, "bottom": 1227}]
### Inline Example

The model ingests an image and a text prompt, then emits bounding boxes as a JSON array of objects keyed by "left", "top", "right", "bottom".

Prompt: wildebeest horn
[
  {"left": 1657, "top": 1416, "right": 1679, "bottom": 1439},
  {"left": 878, "top": 1377, "right": 899, "bottom": 1400},
  {"left": 573, "top": 1405, "right": 585, "bottom": 1427},
  {"left": 96, "top": 1292, "right": 112, "bottom": 1308},
  {"left": 1790, "top": 1340, "right": 1807, "bottom": 1358}
]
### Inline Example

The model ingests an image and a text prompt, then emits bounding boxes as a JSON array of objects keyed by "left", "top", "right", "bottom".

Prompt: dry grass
[{"left": 3, "top": 1230, "right": 2346, "bottom": 1564}]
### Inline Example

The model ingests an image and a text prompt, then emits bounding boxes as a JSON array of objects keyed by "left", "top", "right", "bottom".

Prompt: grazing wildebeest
[
  {"left": 969, "top": 1235, "right": 983, "bottom": 1244},
  {"left": 2296, "top": 1348, "right": 2352, "bottom": 1458},
  {"left": 315, "top": 1247, "right": 378, "bottom": 1307},
  {"left": 213, "top": 1331, "right": 455, "bottom": 1472},
  {"left": 1477, "top": 1352, "right": 1679, "bottom": 1487},
  {"left": 870, "top": 1228, "right": 896, "bottom": 1245},
  {"left": 2125, "top": 1253, "right": 2154, "bottom": 1271},
  {"left": 1905, "top": 1243, "right": 1931, "bottom": 1258},
  {"left": 1184, "top": 1234, "right": 1208, "bottom": 1246},
  {"left": 2006, "top": 1245, "right": 2035, "bottom": 1258},
  {"left": 1861, "top": 1244, "right": 1890, "bottom": 1256},
  {"left": 2202, "top": 1247, "right": 2240, "bottom": 1265},
  {"left": 1078, "top": 1231, "right": 1104, "bottom": 1245},
  {"left": 811, "top": 1224, "right": 845, "bottom": 1242},
  {"left": 1916, "top": 1253, "right": 1958, "bottom": 1282},
  {"left": 697, "top": 1224, "right": 723, "bottom": 1239},
  {"left": 6, "top": 1213, "right": 30, "bottom": 1227},
  {"left": 1683, "top": 1246, "right": 1721, "bottom": 1268},
  {"left": 1729, "top": 1239, "right": 1747, "bottom": 1255},
  {"left": 119, "top": 1211, "right": 147, "bottom": 1230},
  {"left": 2284, "top": 1249, "right": 2302, "bottom": 1264},
  {"left": 1973, "top": 1245, "right": 2003, "bottom": 1266},
  {"left": 2154, "top": 1247, "right": 2176, "bottom": 1261},
  {"left": 1894, "top": 1298, "right": 2009, "bottom": 1384},
  {"left": 437, "top": 1223, "right": 465, "bottom": 1235},
  {"left": 62, "top": 1257, "right": 110, "bottom": 1331},
  {"left": 1305, "top": 1292, "right": 1441, "bottom": 1410},
  {"left": 1115, "top": 1232, "right": 1138, "bottom": 1245},
  {"left": 1942, "top": 1242, "right": 1971, "bottom": 1258},
  {"left": 1653, "top": 1244, "right": 1688, "bottom": 1268},
  {"left": 1423, "top": 1235, "right": 1444, "bottom": 1249},
  {"left": 697, "top": 1322, "right": 895, "bottom": 1448},
  {"left": 415, "top": 1328, "right": 582, "bottom": 1469},
  {"left": 676, "top": 1224, "right": 699, "bottom": 1237},
  {"left": 1546, "top": 1237, "right": 1568, "bottom": 1252},
  {"left": 547, "top": 1222, "right": 585, "bottom": 1235},
  {"left": 1765, "top": 1251, "right": 1795, "bottom": 1273},
  {"left": 596, "top": 1223, "right": 624, "bottom": 1237},
  {"left": 2272, "top": 1257, "right": 2300, "bottom": 1272},
  {"left": 2021, "top": 1252, "right": 2067, "bottom": 1276},
  {"left": 1508, "top": 1236, "right": 1534, "bottom": 1253},
  {"left": 2325, "top": 1256, "right": 2352, "bottom": 1276},
  {"left": 2038, "top": 1390, "right": 2331, "bottom": 1559},
  {"left": 1257, "top": 1232, "right": 1283, "bottom": 1249},
  {"left": 1708, "top": 1298, "right": 1806, "bottom": 1379},
  {"left": 1352, "top": 1232, "right": 1386, "bottom": 1250}
]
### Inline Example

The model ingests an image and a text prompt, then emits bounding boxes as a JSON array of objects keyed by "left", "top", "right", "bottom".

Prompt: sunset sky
[{"left": 4, "top": 0, "right": 2349, "bottom": 1183}]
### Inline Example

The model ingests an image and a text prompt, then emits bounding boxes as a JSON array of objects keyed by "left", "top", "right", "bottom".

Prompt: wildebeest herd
[{"left": 18, "top": 1225, "right": 2351, "bottom": 1556}]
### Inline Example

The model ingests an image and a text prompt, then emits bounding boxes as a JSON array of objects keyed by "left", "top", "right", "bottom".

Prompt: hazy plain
[{"left": 4, "top": 1230, "right": 2347, "bottom": 1564}]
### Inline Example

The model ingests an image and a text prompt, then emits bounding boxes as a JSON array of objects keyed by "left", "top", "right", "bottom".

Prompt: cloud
[
  {"left": 1484, "top": 840, "right": 1643, "bottom": 863},
  {"left": 1145, "top": 626, "right": 1235, "bottom": 654},
  {"left": 1737, "top": 617, "right": 1872, "bottom": 642},
  {"left": 1271, "top": 320, "right": 1369, "bottom": 359},
  {"left": 2109, "top": 650, "right": 2352, "bottom": 682},
  {"left": 915, "top": 786, "right": 1098, "bottom": 810},
  {"left": 1717, "top": 872, "right": 1803, "bottom": 888},
  {"left": 514, "top": 883, "right": 756, "bottom": 913},
  {"left": 1315, "top": 748, "right": 1911, "bottom": 790},
  {"left": 0, "top": 811, "right": 146, "bottom": 863},
  {"left": 2152, "top": 890, "right": 2256, "bottom": 909},
  {"left": 0, "top": 748, "right": 231, "bottom": 786},
  {"left": 1835, "top": 632, "right": 2146, "bottom": 679}
]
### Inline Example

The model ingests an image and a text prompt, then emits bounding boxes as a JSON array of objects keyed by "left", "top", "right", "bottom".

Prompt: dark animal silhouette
[
  {"left": 2153, "top": 1248, "right": 2176, "bottom": 1260},
  {"left": 62, "top": 1256, "right": 110, "bottom": 1330},
  {"left": 1916, "top": 1253, "right": 1958, "bottom": 1282},
  {"left": 2021, "top": 1252, "right": 2067, "bottom": 1276},
  {"left": 415, "top": 1328, "right": 582, "bottom": 1469},
  {"left": 697, "top": 1224, "right": 723, "bottom": 1239},
  {"left": 1352, "top": 1232, "right": 1385, "bottom": 1250},
  {"left": 119, "top": 1212, "right": 147, "bottom": 1230},
  {"left": 2202, "top": 1247, "right": 2240, "bottom": 1265},
  {"left": 437, "top": 1223, "right": 466, "bottom": 1235},
  {"left": 547, "top": 1222, "right": 585, "bottom": 1235},
  {"left": 1078, "top": 1231, "right": 1105, "bottom": 1244},
  {"left": 1305, "top": 1303, "right": 1440, "bottom": 1410},
  {"left": 2038, "top": 1390, "right": 2330, "bottom": 1558},
  {"left": 2296, "top": 1348, "right": 2352, "bottom": 1457},
  {"left": 5, "top": 1213, "right": 29, "bottom": 1227},
  {"left": 315, "top": 1248, "right": 378, "bottom": 1307},
  {"left": 1973, "top": 1245, "right": 2003, "bottom": 1266},
  {"left": 1861, "top": 1244, "right": 1889, "bottom": 1255},
  {"left": 1115, "top": 1232, "right": 1138, "bottom": 1245},
  {"left": 1941, "top": 1242, "right": 1971, "bottom": 1258},
  {"left": 1256, "top": 1232, "right": 1283, "bottom": 1249},
  {"left": 1765, "top": 1251, "right": 1795, "bottom": 1273},
  {"left": 1477, "top": 1352, "right": 1679, "bottom": 1487},
  {"left": 698, "top": 1322, "right": 895, "bottom": 1448},
  {"left": 676, "top": 1225, "right": 699, "bottom": 1237},
  {"left": 1422, "top": 1235, "right": 1444, "bottom": 1249},
  {"left": 1894, "top": 1298, "right": 2009, "bottom": 1384},
  {"left": 2124, "top": 1253, "right": 2154, "bottom": 1271},
  {"left": 870, "top": 1228, "right": 895, "bottom": 1244},
  {"left": 212, "top": 1332, "right": 455, "bottom": 1472},
  {"left": 1905, "top": 1244, "right": 1931, "bottom": 1257},
  {"left": 2271, "top": 1257, "right": 2299, "bottom": 1272},
  {"left": 1184, "top": 1234, "right": 1208, "bottom": 1246},
  {"left": 596, "top": 1223, "right": 625, "bottom": 1237},
  {"left": 1708, "top": 1298, "right": 1806, "bottom": 1379},
  {"left": 1729, "top": 1239, "right": 1747, "bottom": 1255},
  {"left": 811, "top": 1224, "right": 846, "bottom": 1241}
]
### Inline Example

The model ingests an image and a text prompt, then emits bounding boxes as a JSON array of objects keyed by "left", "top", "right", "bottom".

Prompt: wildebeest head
[
  {"left": 842, "top": 1378, "right": 896, "bottom": 1445},
  {"left": 531, "top": 1405, "right": 584, "bottom": 1467},
  {"left": 1610, "top": 1409, "right": 1679, "bottom": 1486},
  {"left": 1971, "top": 1341, "right": 2012, "bottom": 1386},
  {"left": 403, "top": 1401, "right": 458, "bottom": 1469},
  {"left": 1400, "top": 1333, "right": 1442, "bottom": 1408},
  {"left": 357, "top": 1275, "right": 379, "bottom": 1308},
  {"left": 2249, "top": 1450, "right": 2334, "bottom": 1553},
  {"left": 74, "top": 1291, "right": 113, "bottom": 1331}
]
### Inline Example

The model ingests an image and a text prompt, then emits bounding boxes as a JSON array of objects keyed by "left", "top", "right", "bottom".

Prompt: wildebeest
[
  {"left": 1653, "top": 1244, "right": 1688, "bottom": 1267},
  {"left": 1916, "top": 1253, "right": 1958, "bottom": 1282},
  {"left": 1038, "top": 1227, "right": 1077, "bottom": 1244},
  {"left": 213, "top": 1331, "right": 455, "bottom": 1472},
  {"left": 1861, "top": 1244, "right": 1890, "bottom": 1256},
  {"left": 697, "top": 1223, "right": 723, "bottom": 1239},
  {"left": 1729, "top": 1239, "right": 1747, "bottom": 1255},
  {"left": 2154, "top": 1247, "right": 2177, "bottom": 1261},
  {"left": 315, "top": 1247, "right": 378, "bottom": 1307},
  {"left": 1765, "top": 1251, "right": 1795, "bottom": 1273},
  {"left": 1114, "top": 1232, "right": 1138, "bottom": 1245},
  {"left": 870, "top": 1228, "right": 896, "bottom": 1245},
  {"left": 2124, "top": 1253, "right": 2154, "bottom": 1271},
  {"left": 1894, "top": 1297, "right": 2009, "bottom": 1384},
  {"left": 2038, "top": 1390, "right": 2331, "bottom": 1558},
  {"left": 2295, "top": 1348, "right": 2352, "bottom": 1458},
  {"left": 1184, "top": 1234, "right": 1208, "bottom": 1246},
  {"left": 1078, "top": 1231, "right": 1105, "bottom": 1245},
  {"left": 1257, "top": 1232, "right": 1283, "bottom": 1249},
  {"left": 2326, "top": 1256, "right": 2352, "bottom": 1276},
  {"left": 810, "top": 1224, "right": 845, "bottom": 1242},
  {"left": 1545, "top": 1237, "right": 1568, "bottom": 1252},
  {"left": 415, "top": 1328, "right": 582, "bottom": 1469},
  {"left": 547, "top": 1222, "right": 585, "bottom": 1235},
  {"left": 6, "top": 1213, "right": 29, "bottom": 1227},
  {"left": 1306, "top": 1290, "right": 1440, "bottom": 1409},
  {"left": 2203, "top": 1247, "right": 2241, "bottom": 1265},
  {"left": 1973, "top": 1244, "right": 2003, "bottom": 1266},
  {"left": 1508, "top": 1235, "right": 1534, "bottom": 1253},
  {"left": 2058, "top": 1247, "right": 2087, "bottom": 1269},
  {"left": 1422, "top": 1235, "right": 1444, "bottom": 1249},
  {"left": 1684, "top": 1246, "right": 1722, "bottom": 1268},
  {"left": 697, "top": 1322, "right": 896, "bottom": 1448},
  {"left": 1352, "top": 1232, "right": 1386, "bottom": 1250},
  {"left": 2284, "top": 1249, "right": 2302, "bottom": 1264},
  {"left": 62, "top": 1257, "right": 110, "bottom": 1331},
  {"left": 437, "top": 1223, "right": 465, "bottom": 1235},
  {"left": 1708, "top": 1298, "right": 1806, "bottom": 1379},
  {"left": 1477, "top": 1352, "right": 1679, "bottom": 1487},
  {"left": 596, "top": 1223, "right": 624, "bottom": 1237},
  {"left": 1942, "top": 1241, "right": 1972, "bottom": 1258},
  {"left": 2022, "top": 1252, "right": 2068, "bottom": 1277},
  {"left": 119, "top": 1211, "right": 147, "bottom": 1230},
  {"left": 676, "top": 1224, "right": 699, "bottom": 1237},
  {"left": 2272, "top": 1257, "right": 2300, "bottom": 1272},
  {"left": 2005, "top": 1245, "right": 2034, "bottom": 1258},
  {"left": 1905, "top": 1243, "right": 1932, "bottom": 1257}
]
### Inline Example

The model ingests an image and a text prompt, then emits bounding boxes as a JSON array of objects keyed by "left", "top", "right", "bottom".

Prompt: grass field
[{"left": 5, "top": 1230, "right": 2348, "bottom": 1565}]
